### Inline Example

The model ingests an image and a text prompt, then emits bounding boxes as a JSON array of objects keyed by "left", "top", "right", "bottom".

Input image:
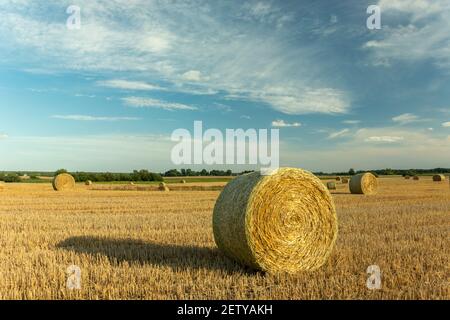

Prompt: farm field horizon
[{"left": 0, "top": 176, "right": 448, "bottom": 300}]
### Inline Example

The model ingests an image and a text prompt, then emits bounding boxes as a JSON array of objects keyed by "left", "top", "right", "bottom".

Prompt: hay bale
[
  {"left": 433, "top": 174, "right": 445, "bottom": 182},
  {"left": 341, "top": 178, "right": 349, "bottom": 184},
  {"left": 327, "top": 182, "right": 336, "bottom": 190},
  {"left": 413, "top": 176, "right": 419, "bottom": 180},
  {"left": 335, "top": 176, "right": 341, "bottom": 181},
  {"left": 52, "top": 173, "right": 75, "bottom": 191},
  {"left": 349, "top": 173, "right": 378, "bottom": 195},
  {"left": 85, "top": 180, "right": 93, "bottom": 186},
  {"left": 158, "top": 182, "right": 169, "bottom": 191},
  {"left": 213, "top": 168, "right": 338, "bottom": 274},
  {"left": 180, "top": 179, "right": 187, "bottom": 184},
  {"left": 405, "top": 175, "right": 410, "bottom": 180},
  {"left": 129, "top": 182, "right": 135, "bottom": 185}
]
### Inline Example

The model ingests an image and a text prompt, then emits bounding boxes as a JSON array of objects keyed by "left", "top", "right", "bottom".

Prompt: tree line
[
  {"left": 1, "top": 167, "right": 449, "bottom": 183},
  {"left": 54, "top": 169, "right": 163, "bottom": 182}
]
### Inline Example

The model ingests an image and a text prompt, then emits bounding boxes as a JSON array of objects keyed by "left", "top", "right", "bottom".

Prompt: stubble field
[{"left": 0, "top": 177, "right": 449, "bottom": 300}]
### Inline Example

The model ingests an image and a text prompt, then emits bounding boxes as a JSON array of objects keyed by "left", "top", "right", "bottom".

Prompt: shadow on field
[{"left": 57, "top": 236, "right": 255, "bottom": 274}]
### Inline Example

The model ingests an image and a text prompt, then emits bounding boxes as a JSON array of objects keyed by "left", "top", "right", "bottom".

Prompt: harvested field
[{"left": 0, "top": 177, "right": 448, "bottom": 300}]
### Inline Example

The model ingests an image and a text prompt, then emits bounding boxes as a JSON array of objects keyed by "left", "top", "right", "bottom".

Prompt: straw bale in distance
[
  {"left": 349, "top": 173, "right": 378, "bottom": 195},
  {"left": 181, "top": 179, "right": 187, "bottom": 184},
  {"left": 213, "top": 167, "right": 338, "bottom": 274},
  {"left": 159, "top": 182, "right": 169, "bottom": 191},
  {"left": 327, "top": 182, "right": 336, "bottom": 190},
  {"left": 413, "top": 176, "right": 420, "bottom": 180},
  {"left": 341, "top": 178, "right": 349, "bottom": 184},
  {"left": 85, "top": 180, "right": 93, "bottom": 186},
  {"left": 405, "top": 175, "right": 410, "bottom": 180},
  {"left": 335, "top": 176, "right": 341, "bottom": 181},
  {"left": 433, "top": 174, "right": 445, "bottom": 182},
  {"left": 52, "top": 173, "right": 76, "bottom": 191}
]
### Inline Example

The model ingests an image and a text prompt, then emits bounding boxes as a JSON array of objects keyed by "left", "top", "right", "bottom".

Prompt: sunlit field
[{"left": 0, "top": 177, "right": 448, "bottom": 300}]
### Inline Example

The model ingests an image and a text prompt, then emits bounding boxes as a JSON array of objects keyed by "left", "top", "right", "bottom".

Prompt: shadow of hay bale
[{"left": 57, "top": 236, "right": 255, "bottom": 274}]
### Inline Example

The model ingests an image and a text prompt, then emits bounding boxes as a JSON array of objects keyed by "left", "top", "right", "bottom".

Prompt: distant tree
[
  {"left": 164, "top": 169, "right": 181, "bottom": 177},
  {"left": 348, "top": 168, "right": 356, "bottom": 176},
  {"left": 54, "top": 168, "right": 68, "bottom": 176}
]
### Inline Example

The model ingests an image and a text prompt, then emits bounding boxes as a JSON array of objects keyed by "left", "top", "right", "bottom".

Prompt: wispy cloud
[
  {"left": 392, "top": 113, "right": 421, "bottom": 124},
  {"left": 51, "top": 115, "right": 141, "bottom": 121},
  {"left": 442, "top": 122, "right": 450, "bottom": 127},
  {"left": 180, "top": 70, "right": 206, "bottom": 82},
  {"left": 365, "top": 136, "right": 404, "bottom": 143},
  {"left": 328, "top": 128, "right": 350, "bottom": 139},
  {"left": 122, "top": 97, "right": 197, "bottom": 111},
  {"left": 342, "top": 120, "right": 361, "bottom": 125},
  {"left": 0, "top": 1, "right": 350, "bottom": 116},
  {"left": 229, "top": 87, "right": 350, "bottom": 115},
  {"left": 365, "top": 0, "right": 450, "bottom": 69},
  {"left": 0, "top": 133, "right": 8, "bottom": 139},
  {"left": 271, "top": 120, "right": 301, "bottom": 128},
  {"left": 97, "top": 79, "right": 163, "bottom": 91}
]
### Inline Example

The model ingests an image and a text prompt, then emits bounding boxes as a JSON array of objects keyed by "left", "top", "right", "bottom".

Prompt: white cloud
[
  {"left": 365, "top": 136, "right": 404, "bottom": 143},
  {"left": 51, "top": 115, "right": 141, "bottom": 121},
  {"left": 122, "top": 97, "right": 197, "bottom": 111},
  {"left": 97, "top": 80, "right": 163, "bottom": 91},
  {"left": 442, "top": 122, "right": 450, "bottom": 127},
  {"left": 0, "top": 133, "right": 8, "bottom": 139},
  {"left": 180, "top": 70, "right": 205, "bottom": 82},
  {"left": 328, "top": 128, "right": 350, "bottom": 139},
  {"left": 271, "top": 120, "right": 301, "bottom": 128},
  {"left": 241, "top": 115, "right": 251, "bottom": 120},
  {"left": 0, "top": 1, "right": 349, "bottom": 116},
  {"left": 392, "top": 113, "right": 420, "bottom": 124},
  {"left": 365, "top": 0, "right": 450, "bottom": 68},
  {"left": 229, "top": 87, "right": 350, "bottom": 115},
  {"left": 342, "top": 120, "right": 361, "bottom": 125}
]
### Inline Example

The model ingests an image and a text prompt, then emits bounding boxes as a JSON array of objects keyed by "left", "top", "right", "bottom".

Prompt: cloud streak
[
  {"left": 122, "top": 97, "right": 197, "bottom": 111},
  {"left": 97, "top": 79, "right": 164, "bottom": 91},
  {"left": 271, "top": 120, "right": 301, "bottom": 127}
]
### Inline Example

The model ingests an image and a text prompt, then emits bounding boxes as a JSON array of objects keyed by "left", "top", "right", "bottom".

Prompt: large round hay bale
[
  {"left": 327, "top": 182, "right": 336, "bottom": 190},
  {"left": 413, "top": 176, "right": 419, "bottom": 180},
  {"left": 349, "top": 173, "right": 378, "bottom": 195},
  {"left": 213, "top": 168, "right": 338, "bottom": 274},
  {"left": 52, "top": 173, "right": 75, "bottom": 191},
  {"left": 433, "top": 174, "right": 445, "bottom": 182},
  {"left": 159, "top": 182, "right": 169, "bottom": 191},
  {"left": 85, "top": 180, "right": 92, "bottom": 186},
  {"left": 405, "top": 175, "right": 410, "bottom": 180},
  {"left": 335, "top": 176, "right": 341, "bottom": 182}
]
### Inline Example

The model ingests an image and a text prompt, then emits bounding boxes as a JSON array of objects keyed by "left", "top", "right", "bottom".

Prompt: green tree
[{"left": 54, "top": 169, "right": 68, "bottom": 176}]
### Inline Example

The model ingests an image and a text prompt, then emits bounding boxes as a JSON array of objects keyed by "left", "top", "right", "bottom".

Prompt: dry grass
[{"left": 0, "top": 177, "right": 449, "bottom": 300}]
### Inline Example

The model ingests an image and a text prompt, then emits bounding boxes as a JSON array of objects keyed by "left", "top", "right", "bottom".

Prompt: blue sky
[{"left": 0, "top": 0, "right": 449, "bottom": 172}]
